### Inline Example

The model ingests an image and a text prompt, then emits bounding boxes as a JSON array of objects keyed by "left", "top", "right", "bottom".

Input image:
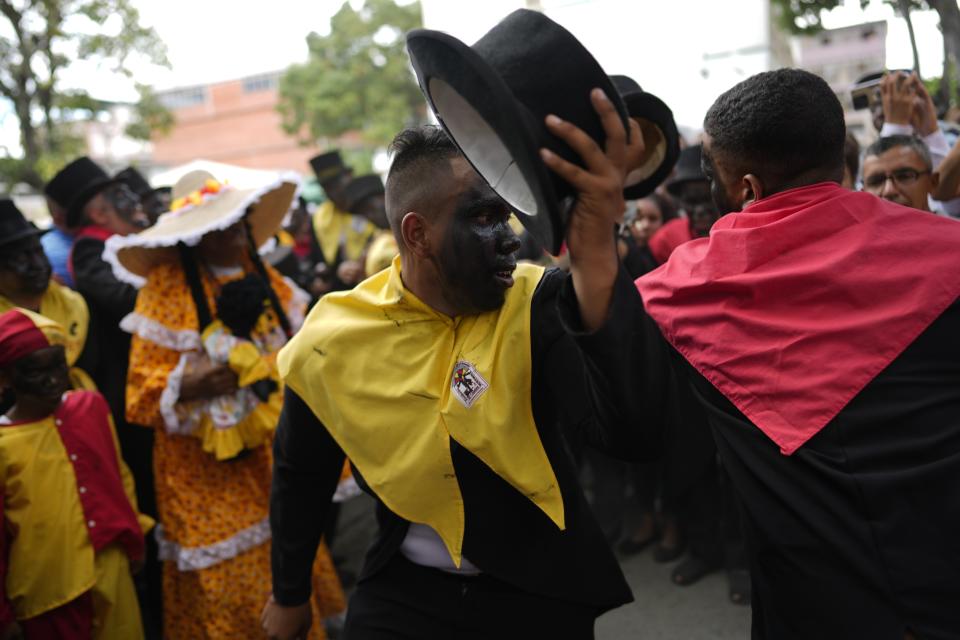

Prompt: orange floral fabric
[{"left": 161, "top": 538, "right": 343, "bottom": 640}]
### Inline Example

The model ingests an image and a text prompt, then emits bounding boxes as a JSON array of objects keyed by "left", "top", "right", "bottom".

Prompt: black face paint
[
  {"left": 0, "top": 236, "right": 52, "bottom": 295},
  {"left": 9, "top": 345, "right": 70, "bottom": 402},
  {"left": 436, "top": 180, "right": 521, "bottom": 315},
  {"left": 105, "top": 183, "right": 150, "bottom": 230},
  {"left": 677, "top": 178, "right": 721, "bottom": 238},
  {"left": 701, "top": 154, "right": 739, "bottom": 217}
]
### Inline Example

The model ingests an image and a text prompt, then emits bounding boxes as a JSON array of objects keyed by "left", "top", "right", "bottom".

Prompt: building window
[
  {"left": 242, "top": 73, "right": 279, "bottom": 93},
  {"left": 159, "top": 87, "right": 207, "bottom": 110}
]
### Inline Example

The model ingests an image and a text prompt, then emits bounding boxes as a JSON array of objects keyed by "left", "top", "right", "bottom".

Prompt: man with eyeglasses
[{"left": 861, "top": 135, "right": 937, "bottom": 213}]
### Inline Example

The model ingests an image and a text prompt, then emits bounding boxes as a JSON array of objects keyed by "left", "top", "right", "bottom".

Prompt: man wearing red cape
[{"left": 621, "top": 69, "right": 960, "bottom": 639}]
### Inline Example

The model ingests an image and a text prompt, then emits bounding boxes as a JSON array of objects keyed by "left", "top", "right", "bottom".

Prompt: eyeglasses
[{"left": 863, "top": 168, "right": 930, "bottom": 192}]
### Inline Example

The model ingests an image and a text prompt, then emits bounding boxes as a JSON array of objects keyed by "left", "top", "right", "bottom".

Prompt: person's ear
[
  {"left": 400, "top": 212, "right": 432, "bottom": 259},
  {"left": 740, "top": 174, "right": 763, "bottom": 208}
]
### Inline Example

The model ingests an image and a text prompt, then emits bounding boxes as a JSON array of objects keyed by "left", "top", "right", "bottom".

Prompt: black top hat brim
[
  {"left": 0, "top": 225, "right": 45, "bottom": 248},
  {"left": 407, "top": 28, "right": 561, "bottom": 252},
  {"left": 65, "top": 176, "right": 120, "bottom": 228},
  {"left": 622, "top": 91, "right": 681, "bottom": 200},
  {"left": 665, "top": 144, "right": 706, "bottom": 197}
]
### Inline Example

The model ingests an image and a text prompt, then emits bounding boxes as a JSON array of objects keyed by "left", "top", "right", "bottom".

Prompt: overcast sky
[{"left": 0, "top": 0, "right": 949, "bottom": 155}]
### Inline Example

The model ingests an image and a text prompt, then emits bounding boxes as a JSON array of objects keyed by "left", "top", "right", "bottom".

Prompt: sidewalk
[{"left": 597, "top": 551, "right": 751, "bottom": 639}]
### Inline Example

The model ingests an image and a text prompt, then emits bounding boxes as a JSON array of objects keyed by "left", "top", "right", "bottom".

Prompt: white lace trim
[
  {"left": 284, "top": 276, "right": 310, "bottom": 333},
  {"left": 104, "top": 172, "right": 302, "bottom": 288},
  {"left": 155, "top": 518, "right": 271, "bottom": 571},
  {"left": 121, "top": 312, "right": 201, "bottom": 351},
  {"left": 160, "top": 353, "right": 192, "bottom": 435}
]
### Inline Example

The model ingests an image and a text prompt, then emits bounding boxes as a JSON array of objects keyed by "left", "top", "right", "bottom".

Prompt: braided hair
[
  {"left": 176, "top": 216, "right": 292, "bottom": 339},
  {"left": 243, "top": 217, "right": 292, "bottom": 338}
]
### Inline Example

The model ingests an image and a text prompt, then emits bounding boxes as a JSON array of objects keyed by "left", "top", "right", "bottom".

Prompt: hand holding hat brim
[
  {"left": 540, "top": 88, "right": 639, "bottom": 331},
  {"left": 541, "top": 88, "right": 640, "bottom": 244}
]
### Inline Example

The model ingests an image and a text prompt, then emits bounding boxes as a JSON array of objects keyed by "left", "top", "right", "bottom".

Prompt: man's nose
[
  {"left": 499, "top": 228, "right": 521, "bottom": 254},
  {"left": 880, "top": 176, "right": 899, "bottom": 198}
]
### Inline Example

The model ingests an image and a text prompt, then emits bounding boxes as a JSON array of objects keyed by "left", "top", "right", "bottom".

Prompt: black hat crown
[
  {"left": 0, "top": 198, "right": 43, "bottom": 248},
  {"left": 407, "top": 10, "right": 677, "bottom": 254},
  {"left": 44, "top": 156, "right": 116, "bottom": 228},
  {"left": 310, "top": 151, "right": 349, "bottom": 184},
  {"left": 343, "top": 175, "right": 385, "bottom": 212},
  {"left": 666, "top": 144, "right": 706, "bottom": 197},
  {"left": 115, "top": 166, "right": 153, "bottom": 197}
]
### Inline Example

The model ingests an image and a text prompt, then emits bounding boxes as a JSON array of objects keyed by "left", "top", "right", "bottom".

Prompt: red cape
[
  {"left": 636, "top": 182, "right": 960, "bottom": 454},
  {"left": 648, "top": 217, "right": 693, "bottom": 264}
]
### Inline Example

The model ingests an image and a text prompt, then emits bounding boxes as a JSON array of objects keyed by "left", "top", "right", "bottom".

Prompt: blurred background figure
[{"left": 861, "top": 134, "right": 937, "bottom": 212}]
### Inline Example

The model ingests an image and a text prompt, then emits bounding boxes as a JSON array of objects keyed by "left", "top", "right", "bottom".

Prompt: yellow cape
[
  {"left": 278, "top": 257, "right": 564, "bottom": 565},
  {"left": 312, "top": 200, "right": 377, "bottom": 265},
  {"left": 363, "top": 231, "right": 399, "bottom": 276}
]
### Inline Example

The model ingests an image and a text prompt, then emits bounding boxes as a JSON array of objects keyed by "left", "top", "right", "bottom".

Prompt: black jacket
[
  {"left": 621, "top": 286, "right": 960, "bottom": 639},
  {"left": 72, "top": 236, "right": 155, "bottom": 516},
  {"left": 270, "top": 267, "right": 668, "bottom": 612}
]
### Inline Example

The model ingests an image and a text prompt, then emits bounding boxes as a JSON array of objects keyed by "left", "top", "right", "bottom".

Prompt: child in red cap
[{"left": 0, "top": 308, "right": 152, "bottom": 639}]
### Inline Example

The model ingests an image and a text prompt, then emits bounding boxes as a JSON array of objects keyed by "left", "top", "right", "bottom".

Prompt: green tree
[
  {"left": 771, "top": 0, "right": 960, "bottom": 109},
  {"left": 277, "top": 0, "right": 423, "bottom": 158},
  {"left": 0, "top": 0, "right": 170, "bottom": 190}
]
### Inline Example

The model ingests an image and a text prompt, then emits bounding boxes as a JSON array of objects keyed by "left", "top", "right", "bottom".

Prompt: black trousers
[{"left": 343, "top": 554, "right": 599, "bottom": 640}]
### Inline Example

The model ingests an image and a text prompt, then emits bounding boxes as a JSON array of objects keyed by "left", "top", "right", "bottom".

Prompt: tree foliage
[
  {"left": 772, "top": 0, "right": 960, "bottom": 109},
  {"left": 772, "top": 0, "right": 847, "bottom": 34},
  {"left": 0, "top": 0, "right": 170, "bottom": 190},
  {"left": 277, "top": 0, "right": 423, "bottom": 155}
]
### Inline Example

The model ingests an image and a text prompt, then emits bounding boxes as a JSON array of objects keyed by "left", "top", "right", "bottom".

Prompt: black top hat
[
  {"left": 407, "top": 9, "right": 641, "bottom": 254},
  {"left": 44, "top": 157, "right": 118, "bottom": 228},
  {"left": 115, "top": 166, "right": 153, "bottom": 197},
  {"left": 666, "top": 144, "right": 706, "bottom": 197},
  {"left": 0, "top": 199, "right": 44, "bottom": 248},
  {"left": 608, "top": 75, "right": 681, "bottom": 200},
  {"left": 310, "top": 151, "right": 350, "bottom": 184},
  {"left": 343, "top": 174, "right": 385, "bottom": 212}
]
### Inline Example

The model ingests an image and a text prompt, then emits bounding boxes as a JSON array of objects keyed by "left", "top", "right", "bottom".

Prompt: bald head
[{"left": 385, "top": 126, "right": 461, "bottom": 247}]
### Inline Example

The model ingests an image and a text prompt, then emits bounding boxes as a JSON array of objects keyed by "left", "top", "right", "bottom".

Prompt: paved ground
[{"left": 597, "top": 550, "right": 751, "bottom": 639}]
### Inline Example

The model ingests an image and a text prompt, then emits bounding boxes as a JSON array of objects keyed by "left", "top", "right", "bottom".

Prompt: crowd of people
[{"left": 2, "top": 9, "right": 960, "bottom": 640}]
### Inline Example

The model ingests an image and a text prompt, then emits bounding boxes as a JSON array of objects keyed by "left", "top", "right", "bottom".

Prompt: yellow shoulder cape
[
  {"left": 312, "top": 200, "right": 377, "bottom": 264},
  {"left": 278, "top": 257, "right": 564, "bottom": 565}
]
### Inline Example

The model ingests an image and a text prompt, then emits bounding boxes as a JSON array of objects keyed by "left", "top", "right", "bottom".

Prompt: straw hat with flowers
[{"left": 104, "top": 168, "right": 299, "bottom": 287}]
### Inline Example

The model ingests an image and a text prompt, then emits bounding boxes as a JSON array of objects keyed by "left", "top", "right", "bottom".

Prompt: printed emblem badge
[{"left": 451, "top": 360, "right": 488, "bottom": 408}]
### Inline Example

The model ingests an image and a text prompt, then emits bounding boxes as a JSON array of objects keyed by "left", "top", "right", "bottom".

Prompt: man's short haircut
[
  {"left": 863, "top": 134, "right": 932, "bottom": 171},
  {"left": 703, "top": 68, "right": 846, "bottom": 186},
  {"left": 844, "top": 132, "right": 861, "bottom": 182},
  {"left": 385, "top": 125, "right": 461, "bottom": 241}
]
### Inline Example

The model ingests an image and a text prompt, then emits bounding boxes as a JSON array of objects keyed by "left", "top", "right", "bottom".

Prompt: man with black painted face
[
  {"left": 0, "top": 199, "right": 95, "bottom": 397},
  {"left": 263, "top": 90, "right": 661, "bottom": 640},
  {"left": 622, "top": 69, "right": 960, "bottom": 639}
]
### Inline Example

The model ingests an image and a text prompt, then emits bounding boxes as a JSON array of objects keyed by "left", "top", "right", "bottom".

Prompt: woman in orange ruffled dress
[{"left": 107, "top": 169, "right": 345, "bottom": 639}]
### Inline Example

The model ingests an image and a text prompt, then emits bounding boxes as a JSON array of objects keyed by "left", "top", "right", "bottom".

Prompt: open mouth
[{"left": 493, "top": 264, "right": 517, "bottom": 288}]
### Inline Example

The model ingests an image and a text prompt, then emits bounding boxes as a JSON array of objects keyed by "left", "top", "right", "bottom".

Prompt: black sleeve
[
  {"left": 550, "top": 265, "right": 675, "bottom": 458},
  {"left": 72, "top": 238, "right": 138, "bottom": 318},
  {"left": 270, "top": 387, "right": 345, "bottom": 606}
]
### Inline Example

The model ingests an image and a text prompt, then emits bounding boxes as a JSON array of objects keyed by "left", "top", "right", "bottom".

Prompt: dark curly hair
[{"left": 703, "top": 68, "right": 845, "bottom": 187}]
